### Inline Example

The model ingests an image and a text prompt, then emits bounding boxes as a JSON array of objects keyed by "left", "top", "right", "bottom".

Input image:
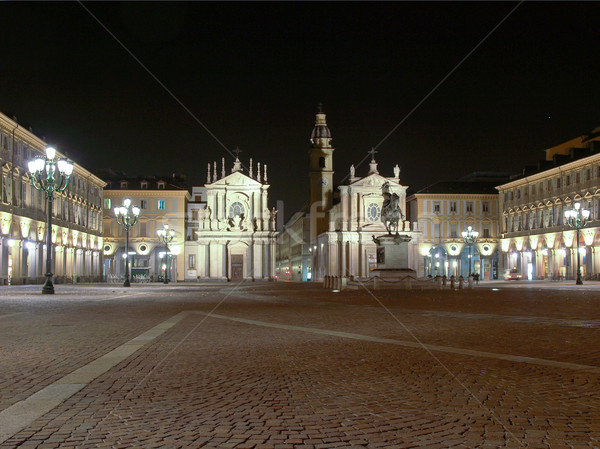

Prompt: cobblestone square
[{"left": 1, "top": 282, "right": 600, "bottom": 448}]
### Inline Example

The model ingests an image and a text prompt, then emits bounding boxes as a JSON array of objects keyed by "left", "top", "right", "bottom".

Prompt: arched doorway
[{"left": 427, "top": 246, "right": 448, "bottom": 277}]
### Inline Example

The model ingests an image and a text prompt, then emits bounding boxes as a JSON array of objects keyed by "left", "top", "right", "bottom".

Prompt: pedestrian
[{"left": 474, "top": 272, "right": 480, "bottom": 285}]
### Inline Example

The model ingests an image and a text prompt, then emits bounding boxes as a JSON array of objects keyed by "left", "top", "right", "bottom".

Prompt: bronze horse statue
[{"left": 381, "top": 181, "right": 404, "bottom": 234}]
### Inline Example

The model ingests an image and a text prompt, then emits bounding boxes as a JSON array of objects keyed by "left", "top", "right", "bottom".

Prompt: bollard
[
  {"left": 458, "top": 275, "right": 464, "bottom": 290},
  {"left": 442, "top": 275, "right": 447, "bottom": 286},
  {"left": 450, "top": 275, "right": 455, "bottom": 290},
  {"left": 467, "top": 275, "right": 474, "bottom": 290},
  {"left": 436, "top": 276, "right": 443, "bottom": 290}
]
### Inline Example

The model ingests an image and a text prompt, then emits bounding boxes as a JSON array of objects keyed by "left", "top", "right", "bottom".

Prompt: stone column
[
  {"left": 262, "top": 191, "right": 268, "bottom": 230},
  {"left": 351, "top": 193, "right": 358, "bottom": 231},
  {"left": 12, "top": 241, "right": 23, "bottom": 283},
  {"left": 339, "top": 239, "right": 346, "bottom": 277},
  {"left": 340, "top": 187, "right": 348, "bottom": 232}
]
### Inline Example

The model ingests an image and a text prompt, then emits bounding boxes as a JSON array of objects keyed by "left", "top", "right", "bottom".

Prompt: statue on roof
[{"left": 381, "top": 181, "right": 404, "bottom": 235}]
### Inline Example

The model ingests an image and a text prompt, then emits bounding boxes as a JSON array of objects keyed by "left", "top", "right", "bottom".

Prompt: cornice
[
  {"left": 104, "top": 190, "right": 191, "bottom": 199},
  {"left": 498, "top": 153, "right": 600, "bottom": 190},
  {"left": 408, "top": 193, "right": 498, "bottom": 200}
]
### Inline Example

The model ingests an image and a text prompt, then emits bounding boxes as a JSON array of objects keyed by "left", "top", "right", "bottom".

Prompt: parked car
[{"left": 504, "top": 268, "right": 522, "bottom": 280}]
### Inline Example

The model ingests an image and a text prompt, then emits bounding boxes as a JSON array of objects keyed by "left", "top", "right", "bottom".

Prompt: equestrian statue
[{"left": 381, "top": 181, "right": 404, "bottom": 235}]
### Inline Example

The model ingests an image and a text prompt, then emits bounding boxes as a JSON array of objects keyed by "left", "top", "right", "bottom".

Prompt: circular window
[
  {"left": 367, "top": 203, "right": 381, "bottom": 222},
  {"left": 450, "top": 245, "right": 457, "bottom": 252},
  {"left": 483, "top": 245, "right": 490, "bottom": 252},
  {"left": 139, "top": 244, "right": 147, "bottom": 252},
  {"left": 229, "top": 201, "right": 245, "bottom": 218},
  {"left": 104, "top": 245, "right": 111, "bottom": 252}
]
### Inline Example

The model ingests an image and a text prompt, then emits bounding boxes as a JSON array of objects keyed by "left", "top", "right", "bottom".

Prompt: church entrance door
[{"left": 231, "top": 255, "right": 243, "bottom": 281}]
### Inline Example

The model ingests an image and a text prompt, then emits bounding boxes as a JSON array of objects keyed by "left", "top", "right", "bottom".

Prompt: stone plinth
[{"left": 370, "top": 234, "right": 416, "bottom": 289}]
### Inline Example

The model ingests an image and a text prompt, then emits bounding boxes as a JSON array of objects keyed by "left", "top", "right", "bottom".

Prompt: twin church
[{"left": 184, "top": 106, "right": 419, "bottom": 282}]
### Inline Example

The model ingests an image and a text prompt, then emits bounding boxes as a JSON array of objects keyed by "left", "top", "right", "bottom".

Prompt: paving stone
[{"left": 1, "top": 283, "right": 600, "bottom": 447}]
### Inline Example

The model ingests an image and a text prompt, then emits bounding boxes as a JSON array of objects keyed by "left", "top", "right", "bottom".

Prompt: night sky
[{"left": 1, "top": 2, "right": 599, "bottom": 219}]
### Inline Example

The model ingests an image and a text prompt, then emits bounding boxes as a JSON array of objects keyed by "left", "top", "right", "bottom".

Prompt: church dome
[
  {"left": 311, "top": 123, "right": 331, "bottom": 139},
  {"left": 310, "top": 109, "right": 333, "bottom": 147}
]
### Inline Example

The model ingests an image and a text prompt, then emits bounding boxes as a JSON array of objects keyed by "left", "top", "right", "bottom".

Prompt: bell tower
[{"left": 309, "top": 104, "right": 334, "bottom": 237}]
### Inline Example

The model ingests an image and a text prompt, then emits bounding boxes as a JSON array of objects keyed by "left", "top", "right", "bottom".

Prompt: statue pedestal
[{"left": 370, "top": 234, "right": 416, "bottom": 289}]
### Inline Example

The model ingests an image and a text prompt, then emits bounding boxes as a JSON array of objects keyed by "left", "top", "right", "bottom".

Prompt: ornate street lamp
[
  {"left": 157, "top": 224, "right": 174, "bottom": 284},
  {"left": 564, "top": 202, "right": 590, "bottom": 285},
  {"left": 28, "top": 147, "right": 74, "bottom": 294},
  {"left": 462, "top": 225, "right": 479, "bottom": 277},
  {"left": 114, "top": 199, "right": 140, "bottom": 287}
]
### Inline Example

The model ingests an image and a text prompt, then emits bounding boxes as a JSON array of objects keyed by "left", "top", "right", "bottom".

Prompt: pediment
[
  {"left": 209, "top": 171, "right": 263, "bottom": 188},
  {"left": 349, "top": 173, "right": 401, "bottom": 188}
]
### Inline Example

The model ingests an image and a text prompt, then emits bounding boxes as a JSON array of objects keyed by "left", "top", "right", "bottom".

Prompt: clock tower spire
[{"left": 309, "top": 104, "right": 334, "bottom": 237}]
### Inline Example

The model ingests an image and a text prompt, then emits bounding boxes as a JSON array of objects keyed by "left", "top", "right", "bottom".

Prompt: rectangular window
[
  {"left": 139, "top": 222, "right": 147, "bottom": 237},
  {"left": 433, "top": 202, "right": 440, "bottom": 213},
  {"left": 466, "top": 202, "right": 473, "bottom": 213},
  {"left": 104, "top": 198, "right": 111, "bottom": 209},
  {"left": 566, "top": 175, "right": 570, "bottom": 186},
  {"left": 434, "top": 223, "right": 440, "bottom": 238},
  {"left": 141, "top": 182, "right": 148, "bottom": 189},
  {"left": 189, "top": 254, "right": 196, "bottom": 269},
  {"left": 482, "top": 202, "right": 489, "bottom": 213},
  {"left": 140, "top": 200, "right": 147, "bottom": 209},
  {"left": 450, "top": 202, "right": 457, "bottom": 212},
  {"left": 531, "top": 185, "right": 536, "bottom": 196},
  {"left": 516, "top": 189, "right": 520, "bottom": 199},
  {"left": 547, "top": 180, "right": 552, "bottom": 191},
  {"left": 576, "top": 172, "right": 580, "bottom": 183},
  {"left": 158, "top": 200, "right": 165, "bottom": 210},
  {"left": 483, "top": 225, "right": 490, "bottom": 238},
  {"left": 450, "top": 223, "right": 457, "bottom": 238},
  {"left": 587, "top": 169, "right": 591, "bottom": 181},
  {"left": 556, "top": 178, "right": 561, "bottom": 188}
]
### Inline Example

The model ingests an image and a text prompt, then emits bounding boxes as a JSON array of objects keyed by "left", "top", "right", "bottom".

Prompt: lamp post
[
  {"left": 114, "top": 199, "right": 140, "bottom": 287},
  {"left": 564, "top": 202, "right": 590, "bottom": 285},
  {"left": 157, "top": 224, "right": 174, "bottom": 284},
  {"left": 28, "top": 147, "right": 74, "bottom": 294},
  {"left": 462, "top": 225, "right": 479, "bottom": 277}
]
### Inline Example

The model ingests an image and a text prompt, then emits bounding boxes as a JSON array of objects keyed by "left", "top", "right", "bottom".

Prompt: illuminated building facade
[
  {"left": 278, "top": 108, "right": 420, "bottom": 282},
  {"left": 102, "top": 173, "right": 190, "bottom": 282},
  {"left": 184, "top": 154, "right": 277, "bottom": 281},
  {"left": 407, "top": 177, "right": 504, "bottom": 279},
  {"left": 497, "top": 128, "right": 600, "bottom": 280},
  {"left": 0, "top": 112, "right": 105, "bottom": 284}
]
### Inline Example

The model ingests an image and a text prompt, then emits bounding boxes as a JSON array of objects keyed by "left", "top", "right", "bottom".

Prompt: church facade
[
  {"left": 184, "top": 154, "right": 277, "bottom": 281},
  {"left": 278, "top": 108, "right": 421, "bottom": 282}
]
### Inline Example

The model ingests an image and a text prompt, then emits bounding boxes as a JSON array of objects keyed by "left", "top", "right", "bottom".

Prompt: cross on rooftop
[
  {"left": 233, "top": 146, "right": 243, "bottom": 159},
  {"left": 317, "top": 103, "right": 323, "bottom": 113},
  {"left": 368, "top": 147, "right": 378, "bottom": 161}
]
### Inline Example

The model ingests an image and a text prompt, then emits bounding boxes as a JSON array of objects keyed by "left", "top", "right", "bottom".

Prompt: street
[{"left": 1, "top": 282, "right": 599, "bottom": 448}]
